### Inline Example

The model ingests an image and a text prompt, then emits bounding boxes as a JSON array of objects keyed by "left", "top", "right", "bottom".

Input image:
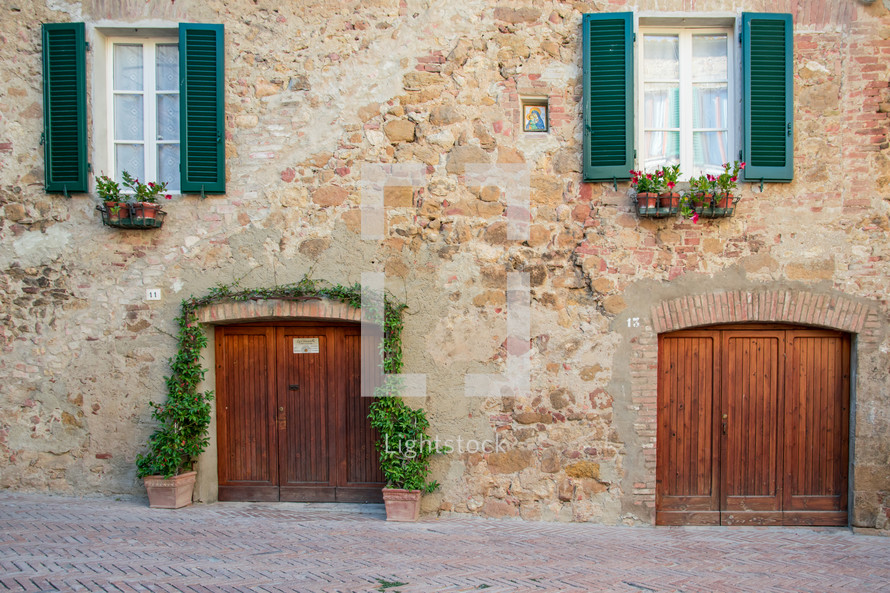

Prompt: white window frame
[
  {"left": 637, "top": 25, "right": 737, "bottom": 180},
  {"left": 105, "top": 36, "right": 180, "bottom": 190}
]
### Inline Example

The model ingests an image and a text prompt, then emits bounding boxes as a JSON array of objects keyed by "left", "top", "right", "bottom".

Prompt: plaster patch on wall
[{"left": 2, "top": 225, "right": 72, "bottom": 269}]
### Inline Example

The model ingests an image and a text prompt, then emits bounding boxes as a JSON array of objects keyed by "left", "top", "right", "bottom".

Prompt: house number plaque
[{"left": 293, "top": 338, "right": 319, "bottom": 354}]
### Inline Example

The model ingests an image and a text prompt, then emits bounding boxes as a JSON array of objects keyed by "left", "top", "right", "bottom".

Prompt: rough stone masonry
[{"left": 0, "top": 0, "right": 888, "bottom": 530}]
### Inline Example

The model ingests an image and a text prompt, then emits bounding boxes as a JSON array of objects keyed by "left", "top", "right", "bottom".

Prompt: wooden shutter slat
[
  {"left": 42, "top": 22, "right": 88, "bottom": 193},
  {"left": 179, "top": 23, "right": 225, "bottom": 194},
  {"left": 742, "top": 13, "right": 793, "bottom": 182},
  {"left": 582, "top": 12, "right": 634, "bottom": 181}
]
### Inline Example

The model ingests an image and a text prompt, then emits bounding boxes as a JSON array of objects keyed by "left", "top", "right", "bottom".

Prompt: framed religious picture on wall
[{"left": 522, "top": 99, "right": 549, "bottom": 133}]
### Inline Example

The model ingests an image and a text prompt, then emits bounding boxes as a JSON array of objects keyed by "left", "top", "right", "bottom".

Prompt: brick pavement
[{"left": 0, "top": 492, "right": 888, "bottom": 593}]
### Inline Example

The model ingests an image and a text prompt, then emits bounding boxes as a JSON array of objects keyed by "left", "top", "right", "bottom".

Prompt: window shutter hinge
[
  {"left": 633, "top": 32, "right": 636, "bottom": 43},
  {"left": 87, "top": 162, "right": 92, "bottom": 173},
  {"left": 39, "top": 132, "right": 45, "bottom": 146},
  {"left": 739, "top": 150, "right": 743, "bottom": 162},
  {"left": 85, "top": 41, "right": 91, "bottom": 52}
]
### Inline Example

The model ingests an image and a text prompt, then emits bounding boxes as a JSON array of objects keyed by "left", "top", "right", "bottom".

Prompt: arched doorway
[
  {"left": 196, "top": 299, "right": 385, "bottom": 503},
  {"left": 656, "top": 324, "right": 850, "bottom": 526}
]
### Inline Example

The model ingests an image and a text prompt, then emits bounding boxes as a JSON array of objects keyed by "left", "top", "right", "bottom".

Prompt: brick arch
[
  {"left": 627, "top": 288, "right": 881, "bottom": 519},
  {"left": 196, "top": 298, "right": 361, "bottom": 325}
]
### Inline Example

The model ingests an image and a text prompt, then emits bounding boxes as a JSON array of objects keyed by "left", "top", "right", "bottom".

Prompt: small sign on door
[{"left": 293, "top": 338, "right": 319, "bottom": 354}]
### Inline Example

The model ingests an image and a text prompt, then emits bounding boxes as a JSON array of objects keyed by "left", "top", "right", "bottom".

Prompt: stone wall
[{"left": 0, "top": 0, "right": 888, "bottom": 529}]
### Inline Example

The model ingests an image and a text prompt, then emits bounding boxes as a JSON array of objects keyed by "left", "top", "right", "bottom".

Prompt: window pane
[
  {"left": 643, "top": 35, "right": 679, "bottom": 80},
  {"left": 644, "top": 84, "right": 680, "bottom": 129},
  {"left": 113, "top": 44, "right": 143, "bottom": 91},
  {"left": 157, "top": 95, "right": 180, "bottom": 141},
  {"left": 115, "top": 144, "right": 145, "bottom": 182},
  {"left": 114, "top": 95, "right": 144, "bottom": 140},
  {"left": 156, "top": 44, "right": 179, "bottom": 91},
  {"left": 644, "top": 131, "right": 680, "bottom": 169},
  {"left": 158, "top": 144, "right": 180, "bottom": 191},
  {"left": 693, "top": 131, "right": 728, "bottom": 171},
  {"left": 692, "top": 84, "right": 728, "bottom": 129},
  {"left": 692, "top": 35, "right": 728, "bottom": 82}
]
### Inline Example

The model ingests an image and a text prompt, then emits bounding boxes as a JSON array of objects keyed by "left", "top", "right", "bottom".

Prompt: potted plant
[
  {"left": 96, "top": 174, "right": 129, "bottom": 226},
  {"left": 135, "top": 306, "right": 213, "bottom": 508},
  {"left": 630, "top": 166, "right": 681, "bottom": 218},
  {"left": 95, "top": 171, "right": 171, "bottom": 229},
  {"left": 368, "top": 382, "right": 443, "bottom": 521},
  {"left": 122, "top": 171, "right": 171, "bottom": 223},
  {"left": 657, "top": 164, "right": 682, "bottom": 211},
  {"left": 681, "top": 161, "right": 744, "bottom": 221}
]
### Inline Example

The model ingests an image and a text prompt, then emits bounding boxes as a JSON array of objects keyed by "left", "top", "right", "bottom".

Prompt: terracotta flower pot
[
  {"left": 382, "top": 488, "right": 422, "bottom": 521},
  {"left": 104, "top": 201, "right": 127, "bottom": 224},
  {"left": 143, "top": 470, "right": 197, "bottom": 509},
  {"left": 636, "top": 192, "right": 658, "bottom": 208},
  {"left": 133, "top": 202, "right": 160, "bottom": 220},
  {"left": 658, "top": 192, "right": 681, "bottom": 208}
]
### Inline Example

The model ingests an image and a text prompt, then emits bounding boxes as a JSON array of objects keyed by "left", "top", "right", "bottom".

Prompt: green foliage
[
  {"left": 136, "top": 305, "right": 213, "bottom": 478},
  {"left": 368, "top": 380, "right": 442, "bottom": 493},
  {"left": 629, "top": 169, "right": 665, "bottom": 194},
  {"left": 135, "top": 276, "right": 436, "bottom": 485},
  {"left": 121, "top": 171, "right": 171, "bottom": 204},
  {"left": 95, "top": 173, "right": 122, "bottom": 202}
]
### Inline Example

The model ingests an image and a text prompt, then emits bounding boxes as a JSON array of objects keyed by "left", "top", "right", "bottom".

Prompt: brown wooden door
[
  {"left": 215, "top": 327, "right": 279, "bottom": 501},
  {"left": 656, "top": 332, "right": 720, "bottom": 525},
  {"left": 720, "top": 331, "right": 784, "bottom": 525},
  {"left": 783, "top": 331, "right": 850, "bottom": 525},
  {"left": 216, "top": 323, "right": 384, "bottom": 503},
  {"left": 656, "top": 326, "right": 850, "bottom": 526}
]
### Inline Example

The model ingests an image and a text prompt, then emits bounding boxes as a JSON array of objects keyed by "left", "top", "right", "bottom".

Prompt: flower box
[
  {"left": 634, "top": 192, "right": 680, "bottom": 218},
  {"left": 97, "top": 203, "right": 167, "bottom": 229}
]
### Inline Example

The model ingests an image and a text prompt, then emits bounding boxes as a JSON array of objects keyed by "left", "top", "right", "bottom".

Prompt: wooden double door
[
  {"left": 215, "top": 323, "right": 384, "bottom": 502},
  {"left": 656, "top": 326, "right": 850, "bottom": 526}
]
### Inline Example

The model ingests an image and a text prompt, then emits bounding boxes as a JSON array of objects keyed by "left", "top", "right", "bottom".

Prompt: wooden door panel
[
  {"left": 783, "top": 332, "right": 850, "bottom": 524},
  {"left": 216, "top": 327, "right": 278, "bottom": 502},
  {"left": 278, "top": 329, "right": 332, "bottom": 500},
  {"left": 721, "top": 331, "right": 784, "bottom": 523},
  {"left": 656, "top": 333, "right": 720, "bottom": 525},
  {"left": 340, "top": 331, "right": 385, "bottom": 502}
]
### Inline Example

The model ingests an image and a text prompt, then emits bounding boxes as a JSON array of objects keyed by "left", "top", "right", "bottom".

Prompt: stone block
[
  {"left": 564, "top": 461, "right": 600, "bottom": 480},
  {"left": 487, "top": 449, "right": 533, "bottom": 474},
  {"left": 384, "top": 119, "right": 416, "bottom": 143},
  {"left": 312, "top": 185, "right": 348, "bottom": 207},
  {"left": 446, "top": 145, "right": 490, "bottom": 174}
]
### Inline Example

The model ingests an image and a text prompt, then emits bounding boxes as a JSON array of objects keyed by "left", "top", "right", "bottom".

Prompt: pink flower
[
  {"left": 165, "top": 194, "right": 172, "bottom": 200},
  {"left": 148, "top": 182, "right": 155, "bottom": 187},
  {"left": 706, "top": 174, "right": 716, "bottom": 182},
  {"left": 667, "top": 181, "right": 676, "bottom": 189},
  {"left": 691, "top": 212, "right": 699, "bottom": 223},
  {"left": 730, "top": 176, "right": 737, "bottom": 182},
  {"left": 740, "top": 162, "right": 746, "bottom": 169}
]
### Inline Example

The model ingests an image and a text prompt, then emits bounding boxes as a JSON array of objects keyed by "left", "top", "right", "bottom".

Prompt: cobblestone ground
[{"left": 1, "top": 493, "right": 888, "bottom": 593}]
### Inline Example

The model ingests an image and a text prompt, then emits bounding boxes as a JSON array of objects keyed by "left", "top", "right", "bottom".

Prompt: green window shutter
[
  {"left": 179, "top": 23, "right": 225, "bottom": 194},
  {"left": 742, "top": 13, "right": 793, "bottom": 182},
  {"left": 583, "top": 12, "right": 634, "bottom": 182},
  {"left": 42, "top": 22, "right": 87, "bottom": 194}
]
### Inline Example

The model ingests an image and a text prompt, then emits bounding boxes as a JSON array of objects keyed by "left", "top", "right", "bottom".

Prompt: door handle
[
  {"left": 278, "top": 407, "right": 286, "bottom": 430},
  {"left": 722, "top": 413, "right": 728, "bottom": 435},
  {"left": 289, "top": 384, "right": 299, "bottom": 391}
]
